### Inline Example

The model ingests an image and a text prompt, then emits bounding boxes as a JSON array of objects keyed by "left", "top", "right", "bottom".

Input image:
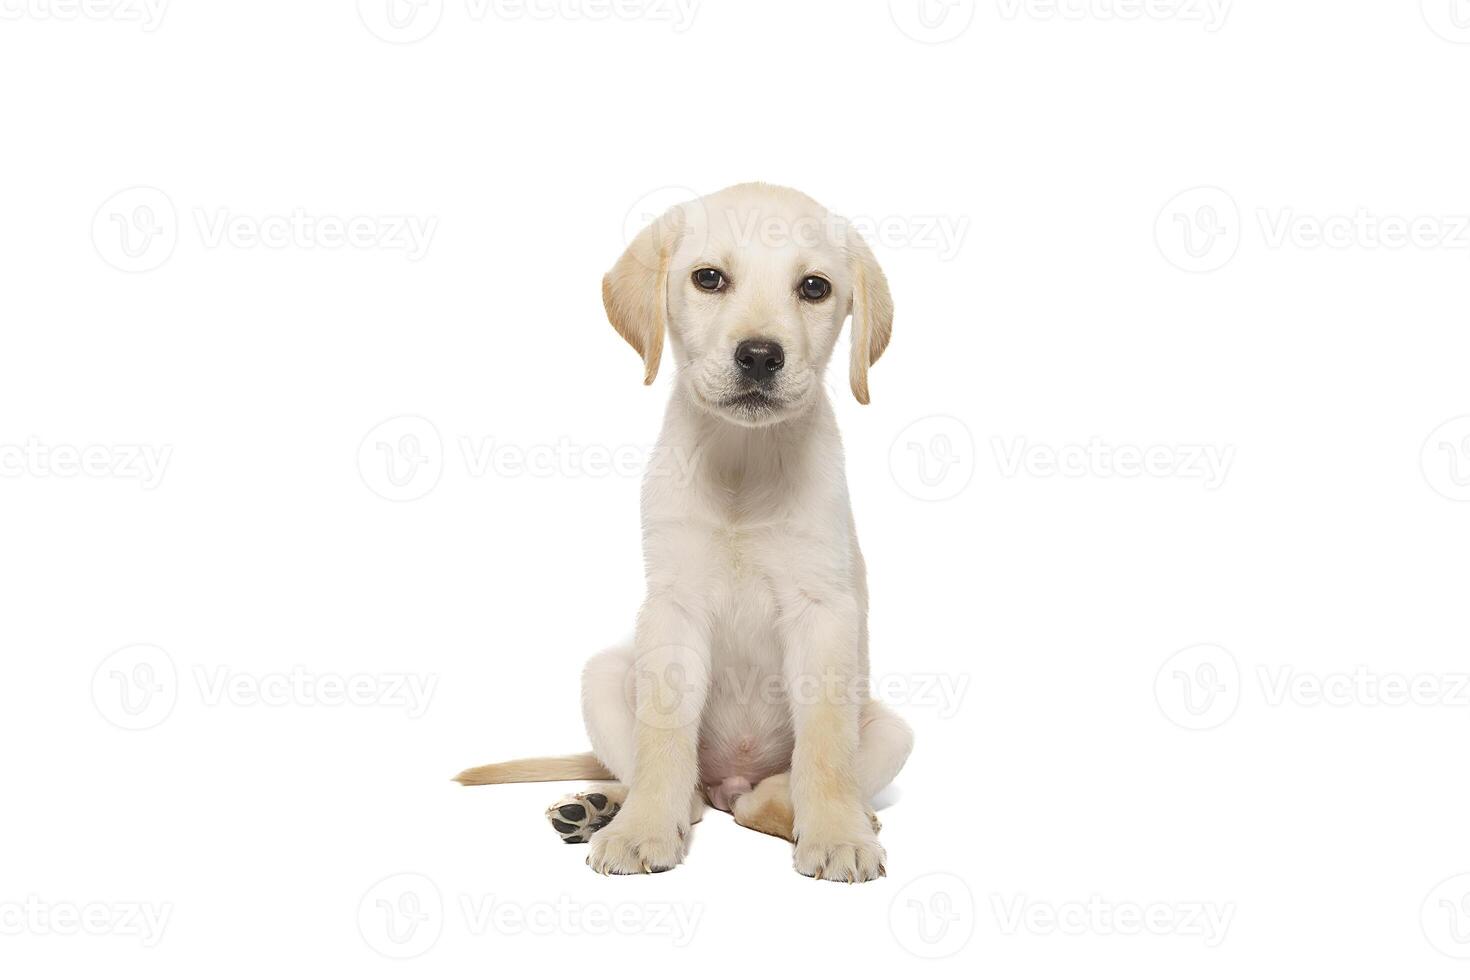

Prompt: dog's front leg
[
  {"left": 782, "top": 594, "right": 885, "bottom": 883},
  {"left": 587, "top": 591, "right": 709, "bottom": 875}
]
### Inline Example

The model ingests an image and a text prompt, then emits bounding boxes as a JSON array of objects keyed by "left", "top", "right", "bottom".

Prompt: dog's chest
[{"left": 712, "top": 521, "right": 785, "bottom": 586}]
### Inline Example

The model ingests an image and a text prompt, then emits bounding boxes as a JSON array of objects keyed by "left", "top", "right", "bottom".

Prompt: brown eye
[
  {"left": 693, "top": 268, "right": 726, "bottom": 292},
  {"left": 799, "top": 275, "right": 831, "bottom": 301}
]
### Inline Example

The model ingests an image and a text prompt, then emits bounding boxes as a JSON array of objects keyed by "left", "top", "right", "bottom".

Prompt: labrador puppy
[{"left": 456, "top": 183, "right": 913, "bottom": 883}]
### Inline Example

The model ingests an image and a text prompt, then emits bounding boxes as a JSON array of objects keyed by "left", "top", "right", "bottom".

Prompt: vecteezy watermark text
[
  {"left": 92, "top": 644, "right": 438, "bottom": 730},
  {"left": 1156, "top": 644, "right": 1470, "bottom": 731},
  {"left": 357, "top": 0, "right": 699, "bottom": 43},
  {"left": 193, "top": 666, "right": 437, "bottom": 716},
  {"left": 1157, "top": 186, "right": 1470, "bottom": 273},
  {"left": 1257, "top": 665, "right": 1470, "bottom": 709},
  {"left": 0, "top": 897, "right": 172, "bottom": 947},
  {"left": 0, "top": 0, "right": 168, "bottom": 29},
  {"left": 992, "top": 437, "right": 1235, "bottom": 489},
  {"left": 92, "top": 186, "right": 437, "bottom": 272},
  {"left": 719, "top": 208, "right": 970, "bottom": 261},
  {"left": 624, "top": 657, "right": 971, "bottom": 732},
  {"left": 357, "top": 873, "right": 701, "bottom": 959},
  {"left": 193, "top": 208, "right": 436, "bottom": 259},
  {"left": 459, "top": 894, "right": 701, "bottom": 944},
  {"left": 358, "top": 415, "right": 703, "bottom": 502},
  {"left": 0, "top": 438, "right": 171, "bottom": 489},
  {"left": 1257, "top": 209, "right": 1470, "bottom": 251},
  {"left": 995, "top": 0, "right": 1231, "bottom": 31},
  {"left": 991, "top": 894, "right": 1234, "bottom": 946}
]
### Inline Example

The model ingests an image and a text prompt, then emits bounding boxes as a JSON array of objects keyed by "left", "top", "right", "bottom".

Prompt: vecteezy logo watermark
[
  {"left": 0, "top": 0, "right": 168, "bottom": 29},
  {"left": 889, "top": 873, "right": 976, "bottom": 958},
  {"left": 0, "top": 438, "right": 172, "bottom": 489},
  {"left": 1422, "top": 0, "right": 1470, "bottom": 43},
  {"left": 619, "top": 184, "right": 707, "bottom": 274},
  {"left": 1423, "top": 873, "right": 1470, "bottom": 959},
  {"left": 0, "top": 897, "right": 173, "bottom": 947},
  {"left": 357, "top": 0, "right": 445, "bottom": 43},
  {"left": 995, "top": 0, "right": 1231, "bottom": 31},
  {"left": 889, "top": 0, "right": 976, "bottom": 44},
  {"left": 627, "top": 644, "right": 710, "bottom": 732},
  {"left": 357, "top": 415, "right": 702, "bottom": 502},
  {"left": 92, "top": 186, "right": 178, "bottom": 273},
  {"left": 92, "top": 644, "right": 179, "bottom": 731},
  {"left": 890, "top": 415, "right": 976, "bottom": 502},
  {"left": 1154, "top": 644, "right": 1240, "bottom": 731},
  {"left": 1155, "top": 186, "right": 1240, "bottom": 273},
  {"left": 358, "top": 873, "right": 443, "bottom": 959},
  {"left": 992, "top": 437, "right": 1234, "bottom": 489},
  {"left": 1422, "top": 416, "right": 1470, "bottom": 502},
  {"left": 991, "top": 894, "right": 1235, "bottom": 946},
  {"left": 92, "top": 647, "right": 437, "bottom": 729},
  {"left": 358, "top": 0, "right": 698, "bottom": 43},
  {"left": 358, "top": 416, "right": 444, "bottom": 503},
  {"left": 622, "top": 184, "right": 701, "bottom": 244},
  {"left": 92, "top": 187, "right": 436, "bottom": 271}
]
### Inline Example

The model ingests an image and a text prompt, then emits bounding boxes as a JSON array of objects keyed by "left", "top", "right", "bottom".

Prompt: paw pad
[{"left": 546, "top": 791, "right": 620, "bottom": 843}]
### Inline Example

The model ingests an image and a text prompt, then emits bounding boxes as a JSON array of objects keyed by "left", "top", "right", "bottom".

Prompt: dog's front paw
[
  {"left": 793, "top": 812, "right": 886, "bottom": 883},
  {"left": 587, "top": 810, "right": 687, "bottom": 875}
]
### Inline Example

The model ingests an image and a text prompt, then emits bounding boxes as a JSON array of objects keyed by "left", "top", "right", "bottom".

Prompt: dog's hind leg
[
  {"left": 732, "top": 700, "right": 912, "bottom": 842},
  {"left": 851, "top": 699, "right": 915, "bottom": 802},
  {"left": 461, "top": 643, "right": 705, "bottom": 844},
  {"left": 547, "top": 783, "right": 627, "bottom": 843},
  {"left": 538, "top": 646, "right": 640, "bottom": 843},
  {"left": 551, "top": 645, "right": 704, "bottom": 843},
  {"left": 581, "top": 644, "right": 638, "bottom": 782}
]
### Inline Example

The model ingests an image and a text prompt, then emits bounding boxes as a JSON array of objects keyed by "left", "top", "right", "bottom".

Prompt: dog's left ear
[
  {"left": 602, "top": 206, "right": 684, "bottom": 385},
  {"left": 845, "top": 230, "right": 893, "bottom": 405}
]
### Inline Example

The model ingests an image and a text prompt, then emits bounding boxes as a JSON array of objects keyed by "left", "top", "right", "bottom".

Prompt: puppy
[{"left": 456, "top": 183, "right": 913, "bottom": 883}]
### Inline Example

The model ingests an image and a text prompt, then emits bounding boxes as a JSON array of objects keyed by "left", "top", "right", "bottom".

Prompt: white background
[{"left": 3, "top": 0, "right": 1469, "bottom": 976}]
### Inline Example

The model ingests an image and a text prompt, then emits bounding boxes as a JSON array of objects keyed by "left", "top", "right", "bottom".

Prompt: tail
[{"left": 452, "top": 751, "right": 613, "bottom": 786}]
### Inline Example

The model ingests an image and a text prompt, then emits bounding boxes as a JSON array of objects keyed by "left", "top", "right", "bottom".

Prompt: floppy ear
[
  {"left": 847, "top": 232, "right": 894, "bottom": 405},
  {"left": 602, "top": 207, "right": 681, "bottom": 385}
]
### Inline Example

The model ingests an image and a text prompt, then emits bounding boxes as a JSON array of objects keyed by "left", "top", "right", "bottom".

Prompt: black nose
[{"left": 734, "top": 339, "right": 784, "bottom": 383}]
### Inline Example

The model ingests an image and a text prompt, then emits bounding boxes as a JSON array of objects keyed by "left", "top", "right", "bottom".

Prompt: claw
[{"left": 879, "top": 863, "right": 887, "bottom": 877}]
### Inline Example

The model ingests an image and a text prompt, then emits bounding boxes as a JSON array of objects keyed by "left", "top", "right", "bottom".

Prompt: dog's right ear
[{"left": 602, "top": 206, "right": 684, "bottom": 385}]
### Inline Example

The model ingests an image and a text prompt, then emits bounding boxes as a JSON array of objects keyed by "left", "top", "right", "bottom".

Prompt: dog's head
[{"left": 603, "top": 183, "right": 893, "bottom": 427}]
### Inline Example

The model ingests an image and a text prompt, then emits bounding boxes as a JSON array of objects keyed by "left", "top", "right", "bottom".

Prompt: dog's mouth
[
  {"left": 722, "top": 390, "right": 780, "bottom": 411},
  {"left": 692, "top": 375, "right": 807, "bottom": 427}
]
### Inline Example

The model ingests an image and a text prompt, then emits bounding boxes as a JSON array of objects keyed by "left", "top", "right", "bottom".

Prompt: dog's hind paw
[{"left": 546, "top": 789, "right": 622, "bottom": 844}]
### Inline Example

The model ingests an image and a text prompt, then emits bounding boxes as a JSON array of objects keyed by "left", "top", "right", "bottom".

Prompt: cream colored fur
[{"left": 457, "top": 183, "right": 913, "bottom": 882}]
